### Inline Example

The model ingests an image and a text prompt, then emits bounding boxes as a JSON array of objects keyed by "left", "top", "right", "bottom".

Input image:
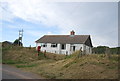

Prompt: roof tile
[{"left": 36, "top": 35, "right": 91, "bottom": 45}]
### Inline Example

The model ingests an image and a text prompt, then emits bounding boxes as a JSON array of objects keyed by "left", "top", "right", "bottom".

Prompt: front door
[{"left": 73, "top": 46, "right": 75, "bottom": 51}]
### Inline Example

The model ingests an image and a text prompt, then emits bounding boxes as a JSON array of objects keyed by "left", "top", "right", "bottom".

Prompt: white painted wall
[
  {"left": 69, "top": 44, "right": 83, "bottom": 54},
  {"left": 36, "top": 43, "right": 92, "bottom": 55},
  {"left": 83, "top": 44, "right": 92, "bottom": 54},
  {"left": 40, "top": 43, "right": 60, "bottom": 54}
]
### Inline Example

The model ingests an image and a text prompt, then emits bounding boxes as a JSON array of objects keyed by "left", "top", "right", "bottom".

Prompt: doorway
[
  {"left": 73, "top": 46, "right": 75, "bottom": 51},
  {"left": 61, "top": 44, "right": 66, "bottom": 50}
]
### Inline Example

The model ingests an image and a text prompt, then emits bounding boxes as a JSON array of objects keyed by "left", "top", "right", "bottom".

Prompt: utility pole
[{"left": 18, "top": 29, "right": 23, "bottom": 46}]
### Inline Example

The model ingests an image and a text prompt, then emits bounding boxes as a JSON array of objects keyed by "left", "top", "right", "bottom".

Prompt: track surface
[{"left": 2, "top": 64, "right": 43, "bottom": 79}]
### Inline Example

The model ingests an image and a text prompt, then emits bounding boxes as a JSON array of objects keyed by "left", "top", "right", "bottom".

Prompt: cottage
[{"left": 35, "top": 30, "right": 93, "bottom": 55}]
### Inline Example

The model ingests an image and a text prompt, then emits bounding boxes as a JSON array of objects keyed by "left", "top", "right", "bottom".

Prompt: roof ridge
[{"left": 44, "top": 35, "right": 90, "bottom": 36}]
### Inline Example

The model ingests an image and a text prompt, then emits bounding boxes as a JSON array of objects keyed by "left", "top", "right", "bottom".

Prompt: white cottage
[{"left": 35, "top": 30, "right": 93, "bottom": 55}]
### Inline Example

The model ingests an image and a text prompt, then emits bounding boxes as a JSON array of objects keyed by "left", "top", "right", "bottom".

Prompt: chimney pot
[{"left": 70, "top": 30, "right": 75, "bottom": 35}]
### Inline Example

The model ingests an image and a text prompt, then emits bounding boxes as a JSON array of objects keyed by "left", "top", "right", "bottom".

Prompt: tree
[
  {"left": 92, "top": 46, "right": 109, "bottom": 54},
  {"left": 92, "top": 46, "right": 120, "bottom": 54},
  {"left": 13, "top": 39, "right": 23, "bottom": 46}
]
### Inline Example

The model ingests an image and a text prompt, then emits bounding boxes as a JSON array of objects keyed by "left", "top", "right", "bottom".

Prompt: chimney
[{"left": 70, "top": 30, "right": 75, "bottom": 35}]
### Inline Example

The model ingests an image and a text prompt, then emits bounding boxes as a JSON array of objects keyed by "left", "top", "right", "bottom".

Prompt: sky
[{"left": 0, "top": 0, "right": 119, "bottom": 47}]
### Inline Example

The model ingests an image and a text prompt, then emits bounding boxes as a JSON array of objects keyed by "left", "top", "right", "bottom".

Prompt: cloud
[
  {"left": 47, "top": 32, "right": 53, "bottom": 35},
  {"left": 26, "top": 30, "right": 54, "bottom": 37},
  {"left": 26, "top": 30, "right": 44, "bottom": 37},
  {"left": 0, "top": 2, "right": 15, "bottom": 22},
  {"left": 1, "top": 0, "right": 118, "bottom": 47}
]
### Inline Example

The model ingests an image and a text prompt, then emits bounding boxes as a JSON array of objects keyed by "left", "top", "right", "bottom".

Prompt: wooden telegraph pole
[{"left": 18, "top": 29, "right": 23, "bottom": 46}]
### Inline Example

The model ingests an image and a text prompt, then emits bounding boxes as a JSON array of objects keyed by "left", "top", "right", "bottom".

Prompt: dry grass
[
  {"left": 2, "top": 47, "right": 38, "bottom": 63},
  {"left": 20, "top": 53, "right": 118, "bottom": 79},
  {"left": 45, "top": 52, "right": 66, "bottom": 60},
  {"left": 2, "top": 46, "right": 119, "bottom": 79}
]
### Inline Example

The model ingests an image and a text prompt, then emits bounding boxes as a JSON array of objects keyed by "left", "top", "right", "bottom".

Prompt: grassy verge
[
  {"left": 2, "top": 60, "right": 26, "bottom": 64},
  {"left": 16, "top": 64, "right": 37, "bottom": 68}
]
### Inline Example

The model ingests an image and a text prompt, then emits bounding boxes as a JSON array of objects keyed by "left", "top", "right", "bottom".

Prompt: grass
[
  {"left": 18, "top": 54, "right": 119, "bottom": 79},
  {"left": 40, "top": 72, "right": 56, "bottom": 79},
  {"left": 3, "top": 60, "right": 16, "bottom": 64},
  {"left": 63, "top": 59, "right": 77, "bottom": 68},
  {"left": 2, "top": 60, "right": 26, "bottom": 64},
  {"left": 109, "top": 55, "right": 118, "bottom": 62},
  {"left": 45, "top": 52, "right": 66, "bottom": 60},
  {"left": 2, "top": 45, "right": 119, "bottom": 79},
  {"left": 65, "top": 55, "right": 73, "bottom": 59},
  {"left": 2, "top": 46, "right": 38, "bottom": 63},
  {"left": 16, "top": 64, "right": 37, "bottom": 68},
  {"left": 23, "top": 53, "right": 118, "bottom": 79}
]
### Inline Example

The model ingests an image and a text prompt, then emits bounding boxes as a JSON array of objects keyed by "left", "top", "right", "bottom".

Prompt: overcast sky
[{"left": 0, "top": 0, "right": 118, "bottom": 47}]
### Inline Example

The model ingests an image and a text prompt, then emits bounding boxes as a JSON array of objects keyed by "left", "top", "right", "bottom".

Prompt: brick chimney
[{"left": 70, "top": 30, "right": 75, "bottom": 35}]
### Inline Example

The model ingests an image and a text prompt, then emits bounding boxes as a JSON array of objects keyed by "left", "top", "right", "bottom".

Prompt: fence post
[
  {"left": 44, "top": 50, "right": 46, "bottom": 58},
  {"left": 78, "top": 47, "right": 82, "bottom": 58}
]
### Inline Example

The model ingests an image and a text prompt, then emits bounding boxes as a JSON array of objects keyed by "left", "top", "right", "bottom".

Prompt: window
[
  {"left": 51, "top": 43, "right": 57, "bottom": 47},
  {"left": 61, "top": 44, "right": 66, "bottom": 50},
  {"left": 42, "top": 43, "right": 47, "bottom": 47}
]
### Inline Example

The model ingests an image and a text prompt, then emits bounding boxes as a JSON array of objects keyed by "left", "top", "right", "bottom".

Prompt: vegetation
[
  {"left": 16, "top": 64, "right": 37, "bottom": 68},
  {"left": 20, "top": 53, "right": 118, "bottom": 79},
  {"left": 2, "top": 43, "right": 119, "bottom": 79},
  {"left": 92, "top": 46, "right": 120, "bottom": 54},
  {"left": 13, "top": 39, "right": 23, "bottom": 46},
  {"left": 2, "top": 46, "right": 38, "bottom": 64},
  {"left": 2, "top": 60, "right": 25, "bottom": 64}
]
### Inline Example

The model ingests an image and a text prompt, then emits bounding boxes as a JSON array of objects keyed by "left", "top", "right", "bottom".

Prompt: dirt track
[{"left": 2, "top": 64, "right": 43, "bottom": 79}]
